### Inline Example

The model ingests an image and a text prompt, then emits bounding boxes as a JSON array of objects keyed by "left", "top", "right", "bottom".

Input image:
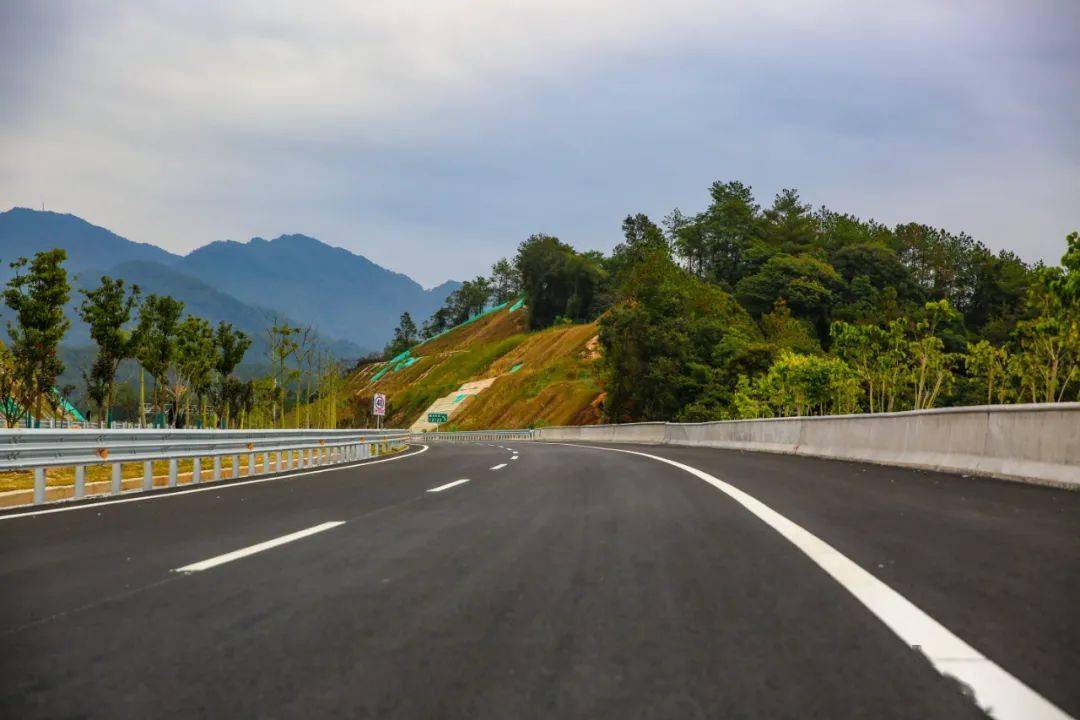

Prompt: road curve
[{"left": 0, "top": 441, "right": 1075, "bottom": 719}]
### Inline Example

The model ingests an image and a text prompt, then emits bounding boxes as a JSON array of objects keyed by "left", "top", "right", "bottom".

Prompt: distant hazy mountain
[
  {"left": 0, "top": 208, "right": 460, "bottom": 352},
  {"left": 177, "top": 235, "right": 460, "bottom": 350},
  {"left": 0, "top": 208, "right": 178, "bottom": 285}
]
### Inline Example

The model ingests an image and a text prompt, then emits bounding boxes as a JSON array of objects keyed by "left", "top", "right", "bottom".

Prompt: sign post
[{"left": 373, "top": 393, "right": 386, "bottom": 430}]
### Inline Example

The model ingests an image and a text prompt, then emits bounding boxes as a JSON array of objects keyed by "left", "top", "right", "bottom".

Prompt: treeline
[
  {"left": 0, "top": 249, "right": 346, "bottom": 429},
  {"left": 393, "top": 179, "right": 1078, "bottom": 423}
]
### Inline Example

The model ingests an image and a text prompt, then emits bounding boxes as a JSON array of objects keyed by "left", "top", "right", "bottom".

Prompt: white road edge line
[
  {"left": 0, "top": 445, "right": 431, "bottom": 520},
  {"left": 490, "top": 463, "right": 508, "bottom": 470},
  {"left": 428, "top": 478, "right": 470, "bottom": 493},
  {"left": 174, "top": 521, "right": 345, "bottom": 573},
  {"left": 554, "top": 442, "right": 1073, "bottom": 720}
]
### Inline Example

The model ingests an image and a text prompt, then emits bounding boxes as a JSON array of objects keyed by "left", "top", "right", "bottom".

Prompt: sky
[{"left": 1, "top": 1, "right": 1077, "bottom": 287}]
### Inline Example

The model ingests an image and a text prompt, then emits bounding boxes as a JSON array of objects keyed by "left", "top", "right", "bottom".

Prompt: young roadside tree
[
  {"left": 4, "top": 249, "right": 71, "bottom": 425},
  {"left": 0, "top": 343, "right": 25, "bottom": 427},
  {"left": 964, "top": 340, "right": 1010, "bottom": 405},
  {"left": 1010, "top": 263, "right": 1079, "bottom": 403},
  {"left": 265, "top": 318, "right": 301, "bottom": 428},
  {"left": 174, "top": 315, "right": 215, "bottom": 427},
  {"left": 213, "top": 321, "right": 251, "bottom": 427},
  {"left": 78, "top": 276, "right": 141, "bottom": 426},
  {"left": 135, "top": 294, "right": 185, "bottom": 426},
  {"left": 81, "top": 357, "right": 110, "bottom": 422}
]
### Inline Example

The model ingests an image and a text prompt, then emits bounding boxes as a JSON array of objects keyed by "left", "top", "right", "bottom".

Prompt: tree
[
  {"left": 4, "top": 249, "right": 71, "bottom": 424},
  {"left": 134, "top": 294, "right": 185, "bottom": 425},
  {"left": 910, "top": 300, "right": 960, "bottom": 410},
  {"left": 78, "top": 276, "right": 140, "bottom": 425},
  {"left": 608, "top": 214, "right": 670, "bottom": 284},
  {"left": 734, "top": 253, "right": 844, "bottom": 334},
  {"left": 490, "top": 258, "right": 522, "bottom": 304},
  {"left": 1010, "top": 265, "right": 1078, "bottom": 403},
  {"left": 964, "top": 340, "right": 1010, "bottom": 405},
  {"left": 516, "top": 234, "right": 604, "bottom": 329},
  {"left": 678, "top": 180, "right": 762, "bottom": 286},
  {"left": 173, "top": 315, "right": 215, "bottom": 427},
  {"left": 213, "top": 321, "right": 251, "bottom": 427},
  {"left": 598, "top": 248, "right": 760, "bottom": 421},
  {"left": 0, "top": 343, "right": 25, "bottom": 427},
  {"left": 737, "top": 352, "right": 860, "bottom": 418},
  {"left": 385, "top": 312, "right": 419, "bottom": 358},
  {"left": 760, "top": 188, "right": 818, "bottom": 253},
  {"left": 265, "top": 318, "right": 301, "bottom": 427}
]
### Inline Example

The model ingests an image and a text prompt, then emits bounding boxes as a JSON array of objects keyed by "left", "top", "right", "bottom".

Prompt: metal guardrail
[
  {"left": 0, "top": 428, "right": 411, "bottom": 505},
  {"left": 417, "top": 429, "right": 535, "bottom": 442}
]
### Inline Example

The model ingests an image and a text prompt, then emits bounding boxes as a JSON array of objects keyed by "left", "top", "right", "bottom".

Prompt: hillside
[{"left": 339, "top": 302, "right": 604, "bottom": 430}]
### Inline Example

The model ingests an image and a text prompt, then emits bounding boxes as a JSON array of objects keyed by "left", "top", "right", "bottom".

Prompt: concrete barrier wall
[{"left": 535, "top": 403, "right": 1080, "bottom": 488}]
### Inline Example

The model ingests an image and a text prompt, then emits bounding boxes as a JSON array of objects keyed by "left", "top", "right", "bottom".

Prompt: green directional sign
[{"left": 427, "top": 412, "right": 449, "bottom": 424}]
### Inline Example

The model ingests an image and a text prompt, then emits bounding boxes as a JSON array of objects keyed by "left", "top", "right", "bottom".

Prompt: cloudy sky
[{"left": 1, "top": 1, "right": 1077, "bottom": 286}]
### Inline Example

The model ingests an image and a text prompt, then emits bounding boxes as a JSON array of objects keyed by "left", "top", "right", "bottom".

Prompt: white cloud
[{"left": 0, "top": 0, "right": 1076, "bottom": 284}]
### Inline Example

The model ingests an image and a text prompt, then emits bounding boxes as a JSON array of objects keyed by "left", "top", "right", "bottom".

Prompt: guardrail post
[
  {"left": 213, "top": 455, "right": 222, "bottom": 481},
  {"left": 143, "top": 460, "right": 153, "bottom": 491},
  {"left": 231, "top": 455, "right": 240, "bottom": 478},
  {"left": 74, "top": 465, "right": 85, "bottom": 499},
  {"left": 193, "top": 457, "right": 201, "bottom": 483},
  {"left": 33, "top": 467, "right": 46, "bottom": 504},
  {"left": 112, "top": 463, "right": 121, "bottom": 494},
  {"left": 168, "top": 458, "right": 178, "bottom": 487},
  {"left": 248, "top": 451, "right": 256, "bottom": 476}
]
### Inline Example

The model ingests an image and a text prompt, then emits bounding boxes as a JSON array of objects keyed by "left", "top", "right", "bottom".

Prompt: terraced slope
[{"left": 340, "top": 304, "right": 604, "bottom": 430}]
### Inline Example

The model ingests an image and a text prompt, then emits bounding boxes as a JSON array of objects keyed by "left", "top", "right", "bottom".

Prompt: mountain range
[{"left": 0, "top": 207, "right": 460, "bottom": 357}]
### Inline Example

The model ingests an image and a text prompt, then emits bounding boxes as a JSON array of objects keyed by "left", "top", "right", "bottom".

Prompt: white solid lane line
[
  {"left": 1, "top": 445, "right": 431, "bottom": 520},
  {"left": 556, "top": 442, "right": 1073, "bottom": 720},
  {"left": 174, "top": 521, "right": 345, "bottom": 573},
  {"left": 428, "top": 478, "right": 470, "bottom": 493},
  {"left": 490, "top": 463, "right": 508, "bottom": 470}
]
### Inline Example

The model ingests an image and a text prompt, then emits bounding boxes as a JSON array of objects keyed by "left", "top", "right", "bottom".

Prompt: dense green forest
[{"left": 414, "top": 180, "right": 1078, "bottom": 422}]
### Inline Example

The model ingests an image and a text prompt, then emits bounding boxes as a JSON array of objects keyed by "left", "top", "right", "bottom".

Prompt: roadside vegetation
[
  {"left": 5, "top": 178, "right": 1076, "bottom": 431},
  {"left": 369, "top": 179, "right": 1077, "bottom": 427},
  {"left": 0, "top": 249, "right": 346, "bottom": 429}
]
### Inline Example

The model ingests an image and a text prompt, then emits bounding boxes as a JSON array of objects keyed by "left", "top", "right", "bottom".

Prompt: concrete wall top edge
[{"left": 537, "top": 402, "right": 1080, "bottom": 432}]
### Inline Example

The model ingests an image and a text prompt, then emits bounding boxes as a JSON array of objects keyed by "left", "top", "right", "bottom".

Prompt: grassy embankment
[{"left": 342, "top": 304, "right": 604, "bottom": 430}]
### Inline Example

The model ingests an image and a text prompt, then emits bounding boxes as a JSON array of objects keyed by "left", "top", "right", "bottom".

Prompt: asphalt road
[{"left": 0, "top": 441, "right": 1076, "bottom": 719}]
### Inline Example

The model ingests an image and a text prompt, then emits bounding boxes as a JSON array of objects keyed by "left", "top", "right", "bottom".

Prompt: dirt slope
[{"left": 340, "top": 304, "right": 604, "bottom": 430}]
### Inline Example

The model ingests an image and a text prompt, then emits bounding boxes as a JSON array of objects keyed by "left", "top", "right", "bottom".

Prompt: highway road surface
[{"left": 1, "top": 441, "right": 1076, "bottom": 719}]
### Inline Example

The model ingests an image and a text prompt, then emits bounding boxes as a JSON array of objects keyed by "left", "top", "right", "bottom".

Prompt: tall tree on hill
[
  {"left": 761, "top": 188, "right": 818, "bottom": 253},
  {"left": 78, "top": 275, "right": 141, "bottom": 426},
  {"left": 515, "top": 234, "right": 603, "bottom": 329},
  {"left": 4, "top": 249, "right": 71, "bottom": 425},
  {"left": 490, "top": 258, "right": 521, "bottom": 303},
  {"left": 385, "top": 312, "right": 418, "bottom": 358},
  {"left": 134, "top": 294, "right": 185, "bottom": 426}
]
